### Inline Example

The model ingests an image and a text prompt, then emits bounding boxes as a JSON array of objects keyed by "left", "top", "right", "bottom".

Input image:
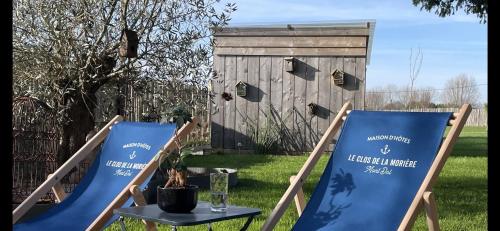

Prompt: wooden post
[
  {"left": 87, "top": 117, "right": 200, "bottom": 231},
  {"left": 398, "top": 104, "right": 471, "bottom": 231},
  {"left": 13, "top": 115, "right": 123, "bottom": 224},
  {"left": 289, "top": 175, "right": 306, "bottom": 216},
  {"left": 261, "top": 102, "right": 352, "bottom": 231},
  {"left": 423, "top": 191, "right": 440, "bottom": 231},
  {"left": 129, "top": 185, "right": 157, "bottom": 231}
]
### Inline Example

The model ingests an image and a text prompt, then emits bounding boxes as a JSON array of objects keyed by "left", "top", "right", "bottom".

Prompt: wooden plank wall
[
  {"left": 281, "top": 57, "right": 295, "bottom": 152},
  {"left": 270, "top": 57, "right": 284, "bottom": 148},
  {"left": 293, "top": 57, "right": 307, "bottom": 151},
  {"left": 223, "top": 57, "right": 237, "bottom": 149},
  {"left": 246, "top": 57, "right": 260, "bottom": 147},
  {"left": 258, "top": 57, "right": 272, "bottom": 139},
  {"left": 211, "top": 55, "right": 366, "bottom": 152},
  {"left": 210, "top": 56, "right": 225, "bottom": 148},
  {"left": 234, "top": 56, "right": 249, "bottom": 148},
  {"left": 211, "top": 25, "right": 370, "bottom": 152}
]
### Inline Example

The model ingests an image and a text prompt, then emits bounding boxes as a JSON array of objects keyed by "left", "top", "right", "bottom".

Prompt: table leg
[
  {"left": 119, "top": 216, "right": 127, "bottom": 231},
  {"left": 207, "top": 223, "right": 213, "bottom": 231},
  {"left": 240, "top": 216, "right": 255, "bottom": 231}
]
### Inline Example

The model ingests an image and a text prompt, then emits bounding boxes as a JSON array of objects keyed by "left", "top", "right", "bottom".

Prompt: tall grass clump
[{"left": 247, "top": 114, "right": 281, "bottom": 154}]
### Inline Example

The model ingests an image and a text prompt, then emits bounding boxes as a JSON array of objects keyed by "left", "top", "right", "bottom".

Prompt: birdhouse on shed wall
[
  {"left": 236, "top": 81, "right": 247, "bottom": 97},
  {"left": 332, "top": 69, "right": 344, "bottom": 86},
  {"left": 284, "top": 57, "right": 295, "bottom": 72},
  {"left": 119, "top": 29, "right": 139, "bottom": 58},
  {"left": 308, "top": 103, "right": 319, "bottom": 115}
]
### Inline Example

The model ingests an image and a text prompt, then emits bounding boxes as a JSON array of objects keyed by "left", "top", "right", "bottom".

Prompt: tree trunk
[
  {"left": 116, "top": 80, "right": 127, "bottom": 116},
  {"left": 56, "top": 92, "right": 97, "bottom": 167},
  {"left": 55, "top": 55, "right": 115, "bottom": 167}
]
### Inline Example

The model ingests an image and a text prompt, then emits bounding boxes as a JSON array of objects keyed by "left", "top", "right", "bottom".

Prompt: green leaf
[{"left": 180, "top": 148, "right": 193, "bottom": 161}]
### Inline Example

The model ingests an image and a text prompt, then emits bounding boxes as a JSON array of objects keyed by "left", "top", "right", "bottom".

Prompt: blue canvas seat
[
  {"left": 13, "top": 117, "right": 197, "bottom": 230},
  {"left": 262, "top": 102, "right": 471, "bottom": 231}
]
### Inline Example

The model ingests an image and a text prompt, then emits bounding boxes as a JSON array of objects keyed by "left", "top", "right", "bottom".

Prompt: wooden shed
[{"left": 210, "top": 21, "right": 375, "bottom": 153}]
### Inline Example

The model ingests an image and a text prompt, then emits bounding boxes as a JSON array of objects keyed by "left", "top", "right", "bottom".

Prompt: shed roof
[{"left": 214, "top": 20, "right": 376, "bottom": 65}]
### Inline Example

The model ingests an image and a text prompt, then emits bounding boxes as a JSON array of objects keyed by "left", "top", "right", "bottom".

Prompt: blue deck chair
[
  {"left": 13, "top": 116, "right": 199, "bottom": 231},
  {"left": 262, "top": 102, "right": 471, "bottom": 231}
]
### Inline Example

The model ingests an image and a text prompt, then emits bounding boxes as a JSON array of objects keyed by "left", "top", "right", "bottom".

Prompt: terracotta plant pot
[{"left": 157, "top": 185, "right": 198, "bottom": 213}]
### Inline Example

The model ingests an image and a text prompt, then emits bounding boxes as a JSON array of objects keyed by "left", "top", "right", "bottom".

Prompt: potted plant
[{"left": 155, "top": 105, "right": 199, "bottom": 213}]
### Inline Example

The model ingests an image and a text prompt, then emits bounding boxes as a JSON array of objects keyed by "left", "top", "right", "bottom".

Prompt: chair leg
[
  {"left": 423, "top": 191, "right": 440, "bottom": 231},
  {"left": 47, "top": 174, "right": 66, "bottom": 203},
  {"left": 129, "top": 185, "right": 158, "bottom": 231},
  {"left": 119, "top": 216, "right": 127, "bottom": 231},
  {"left": 289, "top": 175, "right": 306, "bottom": 216}
]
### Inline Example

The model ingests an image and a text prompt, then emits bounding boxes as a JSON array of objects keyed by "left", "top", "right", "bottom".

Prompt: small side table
[{"left": 114, "top": 201, "right": 261, "bottom": 231}]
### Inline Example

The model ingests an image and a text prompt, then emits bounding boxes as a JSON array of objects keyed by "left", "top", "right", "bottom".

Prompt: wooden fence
[
  {"left": 381, "top": 107, "right": 487, "bottom": 126},
  {"left": 94, "top": 82, "right": 211, "bottom": 142}
]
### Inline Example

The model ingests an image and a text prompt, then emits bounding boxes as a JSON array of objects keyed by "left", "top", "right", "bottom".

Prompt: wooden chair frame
[
  {"left": 129, "top": 185, "right": 158, "bottom": 231},
  {"left": 261, "top": 102, "right": 471, "bottom": 231},
  {"left": 13, "top": 115, "right": 199, "bottom": 231}
]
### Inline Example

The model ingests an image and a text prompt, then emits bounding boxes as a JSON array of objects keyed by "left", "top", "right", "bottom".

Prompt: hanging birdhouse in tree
[
  {"left": 236, "top": 81, "right": 247, "bottom": 97},
  {"left": 332, "top": 69, "right": 344, "bottom": 86},
  {"left": 119, "top": 29, "right": 139, "bottom": 58}
]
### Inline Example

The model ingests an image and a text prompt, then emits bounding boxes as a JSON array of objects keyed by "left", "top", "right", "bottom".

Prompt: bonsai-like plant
[
  {"left": 158, "top": 105, "right": 194, "bottom": 188},
  {"left": 158, "top": 143, "right": 192, "bottom": 188},
  {"left": 155, "top": 105, "right": 201, "bottom": 213}
]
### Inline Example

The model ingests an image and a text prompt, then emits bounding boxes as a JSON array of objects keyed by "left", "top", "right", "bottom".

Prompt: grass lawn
[{"left": 107, "top": 127, "right": 487, "bottom": 230}]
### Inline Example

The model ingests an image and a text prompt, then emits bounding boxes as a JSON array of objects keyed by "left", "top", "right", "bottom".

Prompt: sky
[{"left": 219, "top": 0, "right": 488, "bottom": 103}]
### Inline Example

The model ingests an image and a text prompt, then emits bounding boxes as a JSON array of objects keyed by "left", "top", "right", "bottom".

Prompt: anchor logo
[
  {"left": 129, "top": 151, "right": 137, "bottom": 160},
  {"left": 380, "top": 145, "right": 391, "bottom": 155}
]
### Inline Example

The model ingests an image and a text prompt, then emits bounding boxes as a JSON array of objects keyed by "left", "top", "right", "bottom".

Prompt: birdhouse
[
  {"left": 284, "top": 57, "right": 295, "bottom": 72},
  {"left": 332, "top": 69, "right": 344, "bottom": 86},
  {"left": 119, "top": 29, "right": 139, "bottom": 58},
  {"left": 307, "top": 103, "right": 319, "bottom": 115},
  {"left": 236, "top": 81, "right": 247, "bottom": 97}
]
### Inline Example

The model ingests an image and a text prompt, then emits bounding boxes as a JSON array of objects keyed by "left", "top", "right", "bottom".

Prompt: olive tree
[{"left": 13, "top": 0, "right": 236, "bottom": 165}]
